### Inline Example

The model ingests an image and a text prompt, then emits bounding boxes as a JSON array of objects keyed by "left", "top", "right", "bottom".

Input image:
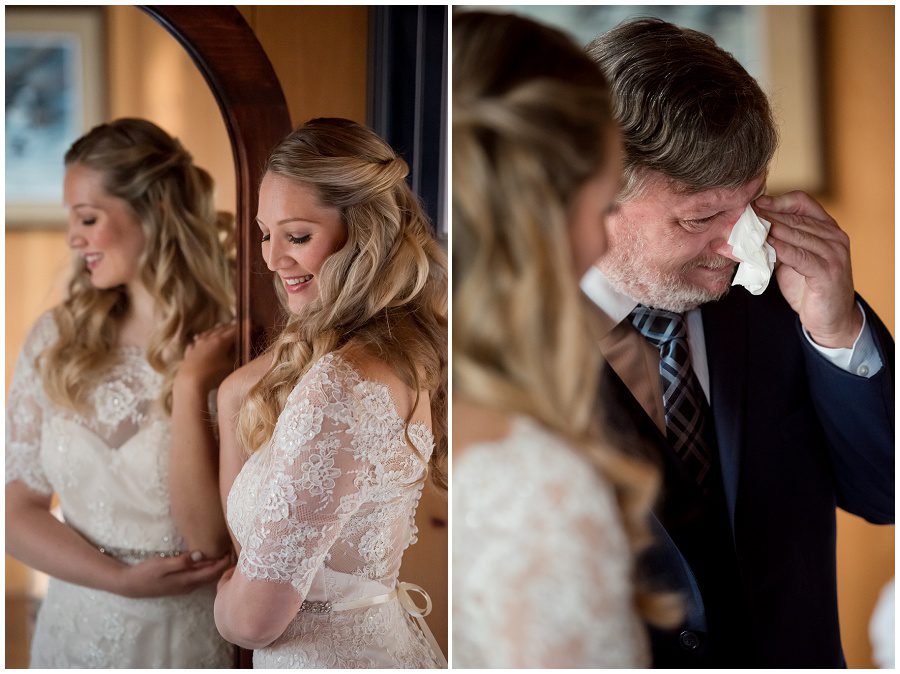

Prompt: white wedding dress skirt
[{"left": 30, "top": 580, "right": 229, "bottom": 668}]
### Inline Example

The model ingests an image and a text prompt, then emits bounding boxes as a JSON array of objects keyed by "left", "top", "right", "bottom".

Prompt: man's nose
[{"left": 708, "top": 211, "right": 743, "bottom": 262}]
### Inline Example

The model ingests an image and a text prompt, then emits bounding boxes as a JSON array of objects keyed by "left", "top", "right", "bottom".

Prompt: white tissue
[{"left": 728, "top": 204, "right": 776, "bottom": 295}]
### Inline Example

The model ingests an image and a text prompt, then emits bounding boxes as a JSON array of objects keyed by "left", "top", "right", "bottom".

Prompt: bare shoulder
[
  {"left": 218, "top": 351, "right": 274, "bottom": 411},
  {"left": 338, "top": 345, "right": 403, "bottom": 387}
]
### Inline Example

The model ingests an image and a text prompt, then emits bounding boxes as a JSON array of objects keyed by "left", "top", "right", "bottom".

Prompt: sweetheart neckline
[{"left": 50, "top": 416, "right": 167, "bottom": 453}]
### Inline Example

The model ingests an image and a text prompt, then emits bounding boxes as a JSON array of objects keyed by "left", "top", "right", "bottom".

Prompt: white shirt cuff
[{"left": 803, "top": 301, "right": 883, "bottom": 378}]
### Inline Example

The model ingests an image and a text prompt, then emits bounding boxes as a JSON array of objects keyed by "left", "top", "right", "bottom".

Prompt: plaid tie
[{"left": 629, "top": 305, "right": 712, "bottom": 487}]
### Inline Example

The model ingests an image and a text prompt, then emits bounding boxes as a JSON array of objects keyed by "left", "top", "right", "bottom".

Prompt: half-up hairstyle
[
  {"left": 39, "top": 118, "right": 235, "bottom": 413},
  {"left": 453, "top": 11, "right": 678, "bottom": 627},
  {"left": 237, "top": 118, "right": 448, "bottom": 488}
]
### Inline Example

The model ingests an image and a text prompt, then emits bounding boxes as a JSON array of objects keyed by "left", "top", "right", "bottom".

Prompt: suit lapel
[
  {"left": 601, "top": 322, "right": 666, "bottom": 432},
  {"left": 598, "top": 363, "right": 706, "bottom": 524},
  {"left": 701, "top": 290, "right": 749, "bottom": 529},
  {"left": 591, "top": 301, "right": 666, "bottom": 432}
]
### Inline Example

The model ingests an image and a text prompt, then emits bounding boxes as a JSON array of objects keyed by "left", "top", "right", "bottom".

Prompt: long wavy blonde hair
[
  {"left": 453, "top": 11, "right": 678, "bottom": 626},
  {"left": 237, "top": 118, "right": 448, "bottom": 487},
  {"left": 39, "top": 118, "right": 235, "bottom": 413}
]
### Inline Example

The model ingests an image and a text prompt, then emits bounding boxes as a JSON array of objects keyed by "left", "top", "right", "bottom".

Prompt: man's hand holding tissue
[{"left": 754, "top": 191, "right": 863, "bottom": 349}]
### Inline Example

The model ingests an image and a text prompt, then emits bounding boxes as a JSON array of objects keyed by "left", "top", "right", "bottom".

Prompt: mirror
[
  {"left": 6, "top": 5, "right": 448, "bottom": 667},
  {"left": 5, "top": 6, "right": 239, "bottom": 667}
]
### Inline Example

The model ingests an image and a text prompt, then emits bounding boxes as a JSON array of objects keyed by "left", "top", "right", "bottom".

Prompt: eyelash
[
  {"left": 260, "top": 233, "right": 311, "bottom": 245},
  {"left": 81, "top": 217, "right": 97, "bottom": 226},
  {"left": 682, "top": 213, "right": 718, "bottom": 229}
]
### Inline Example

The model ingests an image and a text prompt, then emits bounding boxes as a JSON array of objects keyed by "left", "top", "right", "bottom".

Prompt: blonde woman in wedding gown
[
  {"left": 452, "top": 12, "right": 678, "bottom": 668},
  {"left": 214, "top": 118, "right": 447, "bottom": 668},
  {"left": 6, "top": 119, "right": 235, "bottom": 668}
]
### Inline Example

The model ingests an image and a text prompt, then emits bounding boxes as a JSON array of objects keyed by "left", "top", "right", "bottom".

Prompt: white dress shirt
[{"left": 580, "top": 266, "right": 883, "bottom": 403}]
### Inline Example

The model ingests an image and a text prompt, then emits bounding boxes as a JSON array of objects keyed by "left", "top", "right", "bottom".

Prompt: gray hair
[{"left": 586, "top": 17, "right": 778, "bottom": 199}]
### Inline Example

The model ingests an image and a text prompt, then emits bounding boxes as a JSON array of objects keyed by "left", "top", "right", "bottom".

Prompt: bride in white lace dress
[
  {"left": 452, "top": 13, "right": 677, "bottom": 668},
  {"left": 214, "top": 118, "right": 447, "bottom": 668},
  {"left": 6, "top": 119, "right": 237, "bottom": 668}
]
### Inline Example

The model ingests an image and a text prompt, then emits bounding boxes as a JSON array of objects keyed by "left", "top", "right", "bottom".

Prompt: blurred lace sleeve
[
  {"left": 453, "top": 423, "right": 647, "bottom": 668},
  {"left": 236, "top": 355, "right": 370, "bottom": 598},
  {"left": 6, "top": 313, "right": 57, "bottom": 496}
]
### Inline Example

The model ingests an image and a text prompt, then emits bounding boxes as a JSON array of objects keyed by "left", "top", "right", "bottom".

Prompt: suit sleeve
[{"left": 800, "top": 294, "right": 894, "bottom": 524}]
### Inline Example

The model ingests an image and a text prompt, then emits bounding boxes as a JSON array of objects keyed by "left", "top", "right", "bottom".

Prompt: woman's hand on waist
[{"left": 114, "top": 550, "right": 232, "bottom": 598}]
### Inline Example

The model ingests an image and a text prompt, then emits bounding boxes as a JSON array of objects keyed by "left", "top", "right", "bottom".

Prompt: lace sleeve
[
  {"left": 237, "top": 355, "right": 369, "bottom": 598},
  {"left": 453, "top": 422, "right": 647, "bottom": 668},
  {"left": 6, "top": 314, "right": 57, "bottom": 496}
]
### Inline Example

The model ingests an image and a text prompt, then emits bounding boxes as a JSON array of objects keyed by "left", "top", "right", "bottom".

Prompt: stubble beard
[{"left": 599, "top": 227, "right": 736, "bottom": 313}]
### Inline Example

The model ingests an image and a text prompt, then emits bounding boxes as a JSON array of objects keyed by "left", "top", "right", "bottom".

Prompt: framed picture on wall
[
  {"left": 5, "top": 7, "right": 106, "bottom": 228},
  {"left": 463, "top": 5, "right": 824, "bottom": 195}
]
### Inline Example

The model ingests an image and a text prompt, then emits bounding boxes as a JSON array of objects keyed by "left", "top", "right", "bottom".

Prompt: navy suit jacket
[{"left": 600, "top": 284, "right": 894, "bottom": 667}]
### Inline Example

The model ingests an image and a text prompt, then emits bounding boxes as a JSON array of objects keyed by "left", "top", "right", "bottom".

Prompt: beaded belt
[
  {"left": 300, "top": 581, "right": 447, "bottom": 667},
  {"left": 96, "top": 544, "right": 183, "bottom": 562}
]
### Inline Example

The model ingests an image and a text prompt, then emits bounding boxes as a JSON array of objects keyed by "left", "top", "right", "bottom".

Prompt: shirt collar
[{"left": 580, "top": 265, "right": 638, "bottom": 330}]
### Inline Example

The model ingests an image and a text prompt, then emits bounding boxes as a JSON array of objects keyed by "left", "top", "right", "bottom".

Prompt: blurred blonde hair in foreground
[{"left": 452, "top": 10, "right": 679, "bottom": 626}]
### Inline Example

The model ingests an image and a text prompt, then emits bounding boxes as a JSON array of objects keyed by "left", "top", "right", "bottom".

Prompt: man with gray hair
[{"left": 584, "top": 18, "right": 893, "bottom": 667}]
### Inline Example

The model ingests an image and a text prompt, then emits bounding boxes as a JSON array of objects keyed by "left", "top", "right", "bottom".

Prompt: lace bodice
[
  {"left": 6, "top": 312, "right": 183, "bottom": 555},
  {"left": 226, "top": 352, "right": 441, "bottom": 668},
  {"left": 227, "top": 352, "right": 433, "bottom": 606},
  {"left": 453, "top": 415, "right": 649, "bottom": 668}
]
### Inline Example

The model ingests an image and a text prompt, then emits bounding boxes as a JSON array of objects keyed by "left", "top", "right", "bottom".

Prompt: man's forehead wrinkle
[
  {"left": 678, "top": 181, "right": 762, "bottom": 210},
  {"left": 678, "top": 188, "right": 732, "bottom": 209}
]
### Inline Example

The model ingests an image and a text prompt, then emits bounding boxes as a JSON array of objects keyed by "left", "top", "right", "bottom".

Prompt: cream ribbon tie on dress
[{"left": 300, "top": 581, "right": 447, "bottom": 667}]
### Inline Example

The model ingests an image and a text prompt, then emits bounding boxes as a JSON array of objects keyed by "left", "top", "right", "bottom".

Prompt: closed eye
[
  {"left": 289, "top": 234, "right": 311, "bottom": 245},
  {"left": 681, "top": 212, "right": 720, "bottom": 231},
  {"left": 81, "top": 217, "right": 97, "bottom": 226}
]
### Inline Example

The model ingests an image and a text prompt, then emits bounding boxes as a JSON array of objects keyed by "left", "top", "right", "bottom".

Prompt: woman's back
[
  {"left": 226, "top": 352, "right": 442, "bottom": 667},
  {"left": 453, "top": 410, "right": 648, "bottom": 668}
]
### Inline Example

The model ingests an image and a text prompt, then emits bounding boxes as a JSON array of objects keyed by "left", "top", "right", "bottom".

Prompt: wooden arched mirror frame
[
  {"left": 141, "top": 7, "right": 290, "bottom": 667},
  {"left": 142, "top": 5, "right": 290, "bottom": 362}
]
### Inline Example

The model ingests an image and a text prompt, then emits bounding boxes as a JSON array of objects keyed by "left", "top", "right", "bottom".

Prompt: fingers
[
  {"left": 767, "top": 220, "right": 847, "bottom": 263},
  {"left": 767, "top": 236, "right": 830, "bottom": 283},
  {"left": 756, "top": 207, "right": 848, "bottom": 248},
  {"left": 156, "top": 550, "right": 227, "bottom": 573},
  {"left": 154, "top": 553, "right": 231, "bottom": 595},
  {"left": 755, "top": 190, "right": 831, "bottom": 221},
  {"left": 192, "top": 321, "right": 238, "bottom": 345},
  {"left": 158, "top": 551, "right": 198, "bottom": 573},
  {"left": 174, "top": 554, "right": 233, "bottom": 590},
  {"left": 209, "top": 320, "right": 238, "bottom": 336}
]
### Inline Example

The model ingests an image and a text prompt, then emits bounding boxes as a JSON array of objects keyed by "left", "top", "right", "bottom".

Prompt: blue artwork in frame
[
  {"left": 6, "top": 7, "right": 104, "bottom": 227},
  {"left": 6, "top": 34, "right": 83, "bottom": 208}
]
